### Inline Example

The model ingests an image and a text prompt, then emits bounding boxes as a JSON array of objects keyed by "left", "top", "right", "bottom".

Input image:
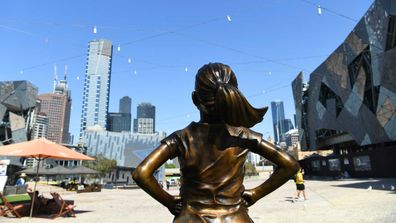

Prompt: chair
[
  {"left": 50, "top": 192, "right": 76, "bottom": 218},
  {"left": 0, "top": 192, "right": 28, "bottom": 218}
]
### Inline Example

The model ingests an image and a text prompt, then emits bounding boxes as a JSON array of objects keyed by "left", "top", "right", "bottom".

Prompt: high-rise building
[
  {"left": 271, "top": 101, "right": 286, "bottom": 144},
  {"left": 31, "top": 112, "right": 49, "bottom": 139},
  {"left": 119, "top": 96, "right": 131, "bottom": 114},
  {"left": 80, "top": 39, "right": 113, "bottom": 136},
  {"left": 27, "top": 111, "right": 49, "bottom": 167},
  {"left": 37, "top": 73, "right": 71, "bottom": 143},
  {"left": 107, "top": 112, "right": 131, "bottom": 132},
  {"left": 133, "top": 103, "right": 155, "bottom": 134},
  {"left": 107, "top": 96, "right": 131, "bottom": 132}
]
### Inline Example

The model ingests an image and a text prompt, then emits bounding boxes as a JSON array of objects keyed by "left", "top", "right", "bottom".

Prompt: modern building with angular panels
[{"left": 293, "top": 0, "right": 396, "bottom": 177}]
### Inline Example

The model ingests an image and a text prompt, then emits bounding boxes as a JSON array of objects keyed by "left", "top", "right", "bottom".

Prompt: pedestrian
[
  {"left": 16, "top": 173, "right": 27, "bottom": 186},
  {"left": 132, "top": 63, "right": 300, "bottom": 222},
  {"left": 166, "top": 180, "right": 170, "bottom": 190},
  {"left": 293, "top": 168, "right": 307, "bottom": 202}
]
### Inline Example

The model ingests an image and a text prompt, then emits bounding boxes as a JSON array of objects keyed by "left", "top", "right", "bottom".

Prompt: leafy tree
[
  {"left": 165, "top": 163, "right": 176, "bottom": 169},
  {"left": 244, "top": 162, "right": 258, "bottom": 176},
  {"left": 83, "top": 154, "right": 117, "bottom": 176}
]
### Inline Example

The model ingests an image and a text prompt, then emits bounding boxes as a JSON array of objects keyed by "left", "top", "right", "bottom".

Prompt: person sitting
[{"left": 15, "top": 173, "right": 27, "bottom": 186}]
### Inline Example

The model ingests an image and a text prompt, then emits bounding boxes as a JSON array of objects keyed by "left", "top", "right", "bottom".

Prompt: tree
[
  {"left": 83, "top": 154, "right": 117, "bottom": 177},
  {"left": 165, "top": 163, "right": 176, "bottom": 169},
  {"left": 244, "top": 162, "right": 258, "bottom": 177}
]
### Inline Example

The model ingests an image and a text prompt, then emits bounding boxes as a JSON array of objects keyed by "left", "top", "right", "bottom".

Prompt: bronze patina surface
[{"left": 133, "top": 63, "right": 299, "bottom": 223}]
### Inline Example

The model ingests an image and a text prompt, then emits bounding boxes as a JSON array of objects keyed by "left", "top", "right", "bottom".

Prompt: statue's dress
[{"left": 162, "top": 122, "right": 262, "bottom": 223}]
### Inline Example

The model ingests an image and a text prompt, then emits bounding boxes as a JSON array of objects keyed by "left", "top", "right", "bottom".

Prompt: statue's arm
[
  {"left": 243, "top": 139, "right": 300, "bottom": 206},
  {"left": 132, "top": 144, "right": 182, "bottom": 215}
]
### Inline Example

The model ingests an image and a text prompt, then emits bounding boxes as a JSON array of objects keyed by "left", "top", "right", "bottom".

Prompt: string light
[
  {"left": 317, "top": 5, "right": 322, "bottom": 15},
  {"left": 76, "top": 76, "right": 80, "bottom": 80},
  {"left": 185, "top": 67, "right": 188, "bottom": 72},
  {"left": 117, "top": 45, "right": 121, "bottom": 52},
  {"left": 268, "top": 71, "right": 272, "bottom": 75},
  {"left": 227, "top": 15, "right": 232, "bottom": 22},
  {"left": 128, "top": 57, "right": 132, "bottom": 63},
  {"left": 134, "top": 70, "right": 137, "bottom": 75},
  {"left": 93, "top": 26, "right": 97, "bottom": 34},
  {"left": 20, "top": 70, "right": 23, "bottom": 74}
]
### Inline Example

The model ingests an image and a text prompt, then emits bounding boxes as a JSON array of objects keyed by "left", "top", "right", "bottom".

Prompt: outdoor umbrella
[{"left": 0, "top": 137, "right": 94, "bottom": 217}]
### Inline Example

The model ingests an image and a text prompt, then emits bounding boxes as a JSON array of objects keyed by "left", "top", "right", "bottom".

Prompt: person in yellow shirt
[{"left": 293, "top": 168, "right": 307, "bottom": 201}]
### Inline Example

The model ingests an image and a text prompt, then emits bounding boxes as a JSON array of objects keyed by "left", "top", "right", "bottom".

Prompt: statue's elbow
[{"left": 132, "top": 167, "right": 143, "bottom": 182}]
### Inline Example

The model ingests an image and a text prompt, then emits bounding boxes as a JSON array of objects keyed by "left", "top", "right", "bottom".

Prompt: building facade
[
  {"left": 119, "top": 96, "right": 131, "bottom": 114},
  {"left": 107, "top": 112, "right": 131, "bottom": 132},
  {"left": 292, "top": 0, "right": 396, "bottom": 177},
  {"left": 37, "top": 76, "right": 71, "bottom": 144},
  {"left": 106, "top": 96, "right": 132, "bottom": 132},
  {"left": 80, "top": 39, "right": 113, "bottom": 136},
  {"left": 133, "top": 102, "right": 155, "bottom": 134}
]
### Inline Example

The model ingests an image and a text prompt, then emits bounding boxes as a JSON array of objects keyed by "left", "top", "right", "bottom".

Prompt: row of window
[{"left": 311, "top": 155, "right": 371, "bottom": 172}]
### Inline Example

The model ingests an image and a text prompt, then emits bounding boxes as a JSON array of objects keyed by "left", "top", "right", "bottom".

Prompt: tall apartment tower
[
  {"left": 37, "top": 71, "right": 72, "bottom": 143},
  {"left": 133, "top": 102, "right": 155, "bottom": 134},
  {"left": 271, "top": 100, "right": 286, "bottom": 144},
  {"left": 80, "top": 39, "right": 113, "bottom": 136},
  {"left": 107, "top": 96, "right": 132, "bottom": 132}
]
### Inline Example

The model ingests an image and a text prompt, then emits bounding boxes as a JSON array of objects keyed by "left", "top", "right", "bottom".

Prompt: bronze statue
[{"left": 132, "top": 63, "right": 300, "bottom": 223}]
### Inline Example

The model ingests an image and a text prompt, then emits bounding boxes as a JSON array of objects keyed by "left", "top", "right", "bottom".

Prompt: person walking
[{"left": 293, "top": 168, "right": 307, "bottom": 202}]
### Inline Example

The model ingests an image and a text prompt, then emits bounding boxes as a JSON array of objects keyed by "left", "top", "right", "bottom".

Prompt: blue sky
[{"left": 0, "top": 0, "right": 374, "bottom": 141}]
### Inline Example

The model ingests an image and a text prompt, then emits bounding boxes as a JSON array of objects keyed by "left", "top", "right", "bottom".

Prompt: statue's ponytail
[{"left": 195, "top": 63, "right": 267, "bottom": 128}]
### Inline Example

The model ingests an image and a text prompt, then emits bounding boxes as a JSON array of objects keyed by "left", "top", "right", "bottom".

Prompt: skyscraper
[
  {"left": 80, "top": 39, "right": 113, "bottom": 136},
  {"left": 271, "top": 100, "right": 286, "bottom": 144},
  {"left": 119, "top": 96, "right": 131, "bottom": 114},
  {"left": 37, "top": 73, "right": 71, "bottom": 143},
  {"left": 133, "top": 102, "right": 155, "bottom": 134},
  {"left": 107, "top": 96, "right": 131, "bottom": 132}
]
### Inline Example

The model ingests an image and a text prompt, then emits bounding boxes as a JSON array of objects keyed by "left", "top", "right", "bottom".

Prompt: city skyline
[{"left": 0, "top": 0, "right": 374, "bottom": 140}]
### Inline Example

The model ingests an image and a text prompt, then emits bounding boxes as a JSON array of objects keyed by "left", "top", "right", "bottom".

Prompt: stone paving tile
[{"left": 2, "top": 178, "right": 396, "bottom": 223}]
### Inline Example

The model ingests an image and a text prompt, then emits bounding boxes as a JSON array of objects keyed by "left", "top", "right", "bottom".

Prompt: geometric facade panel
[{"left": 293, "top": 0, "right": 396, "bottom": 150}]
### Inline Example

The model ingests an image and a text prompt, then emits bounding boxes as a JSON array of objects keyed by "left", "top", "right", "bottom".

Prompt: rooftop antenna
[
  {"left": 64, "top": 65, "right": 68, "bottom": 81},
  {"left": 53, "top": 64, "right": 58, "bottom": 92}
]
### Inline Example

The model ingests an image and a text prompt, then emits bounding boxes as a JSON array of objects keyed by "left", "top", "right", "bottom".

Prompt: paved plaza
[{"left": 2, "top": 177, "right": 396, "bottom": 223}]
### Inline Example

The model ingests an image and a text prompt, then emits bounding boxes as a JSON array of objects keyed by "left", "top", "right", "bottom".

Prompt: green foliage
[
  {"left": 165, "top": 163, "right": 176, "bottom": 169},
  {"left": 83, "top": 154, "right": 117, "bottom": 176},
  {"left": 244, "top": 162, "right": 258, "bottom": 176}
]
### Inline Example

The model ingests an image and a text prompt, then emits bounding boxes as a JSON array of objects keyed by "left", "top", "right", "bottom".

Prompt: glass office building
[{"left": 80, "top": 39, "right": 113, "bottom": 136}]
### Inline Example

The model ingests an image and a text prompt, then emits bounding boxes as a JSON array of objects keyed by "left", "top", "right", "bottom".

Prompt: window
[
  {"left": 328, "top": 158, "right": 341, "bottom": 171},
  {"left": 386, "top": 16, "right": 396, "bottom": 51},
  {"left": 312, "top": 160, "right": 320, "bottom": 171},
  {"left": 318, "top": 83, "right": 344, "bottom": 117},
  {"left": 353, "top": 155, "right": 371, "bottom": 171}
]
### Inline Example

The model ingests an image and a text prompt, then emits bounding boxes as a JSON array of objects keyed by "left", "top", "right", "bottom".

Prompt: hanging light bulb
[
  {"left": 76, "top": 76, "right": 80, "bottom": 80},
  {"left": 128, "top": 57, "right": 132, "bottom": 63},
  {"left": 93, "top": 26, "right": 97, "bottom": 34},
  {"left": 134, "top": 70, "right": 137, "bottom": 75},
  {"left": 185, "top": 67, "right": 188, "bottom": 72},
  {"left": 117, "top": 45, "right": 121, "bottom": 52},
  {"left": 317, "top": 5, "right": 322, "bottom": 15},
  {"left": 227, "top": 15, "right": 232, "bottom": 22},
  {"left": 268, "top": 71, "right": 272, "bottom": 75},
  {"left": 20, "top": 70, "right": 24, "bottom": 74}
]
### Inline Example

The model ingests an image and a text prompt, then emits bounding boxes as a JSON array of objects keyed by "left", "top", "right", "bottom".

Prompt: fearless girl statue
[{"left": 133, "top": 63, "right": 299, "bottom": 223}]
